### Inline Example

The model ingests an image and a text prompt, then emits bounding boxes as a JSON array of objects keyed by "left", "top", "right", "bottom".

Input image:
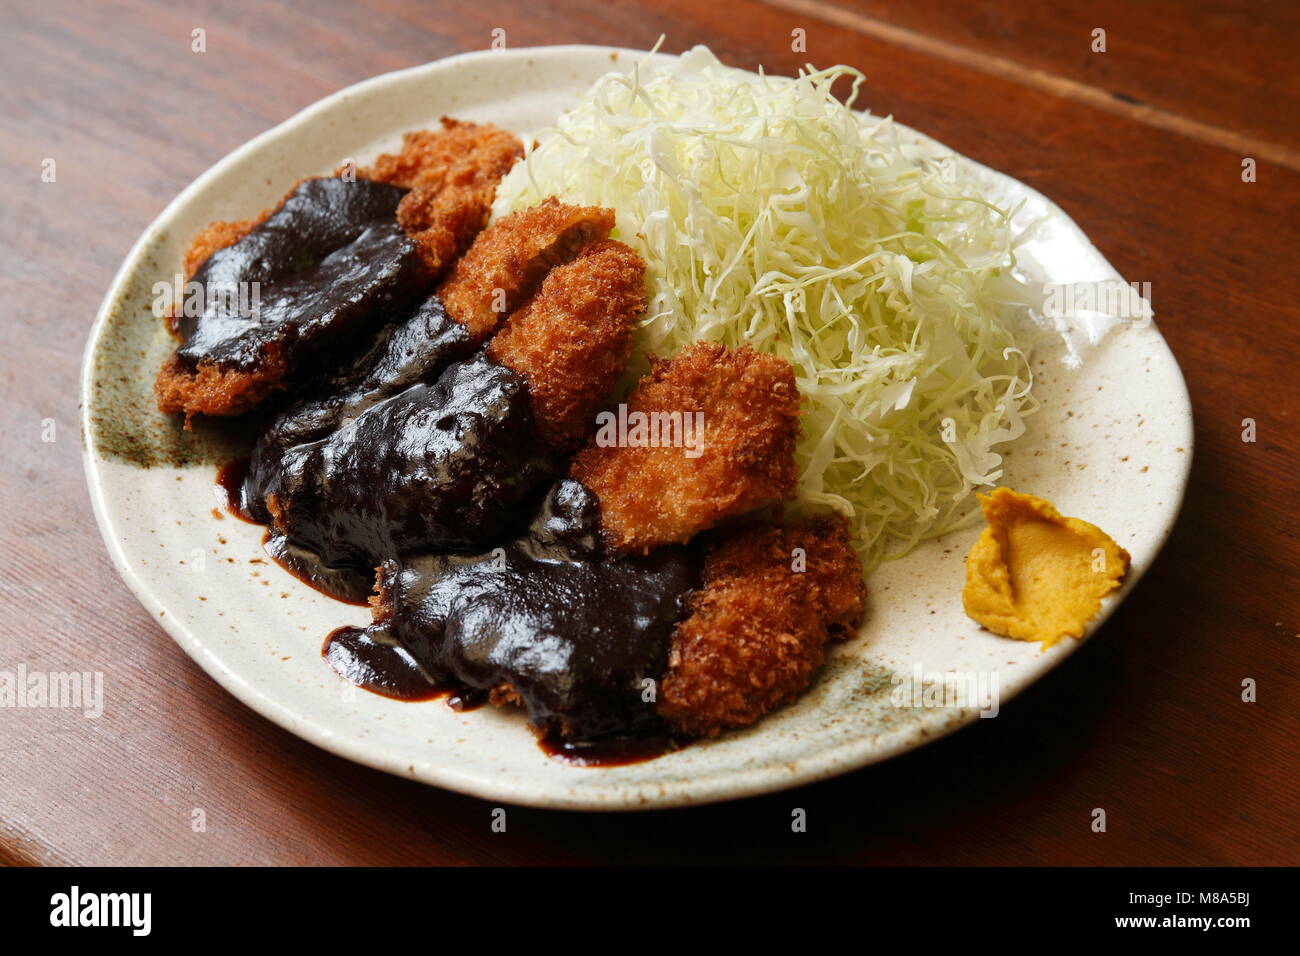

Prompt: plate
[{"left": 80, "top": 45, "right": 1193, "bottom": 810}]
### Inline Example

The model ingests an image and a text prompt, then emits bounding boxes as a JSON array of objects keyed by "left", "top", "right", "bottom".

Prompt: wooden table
[{"left": 2, "top": 0, "right": 1296, "bottom": 866}]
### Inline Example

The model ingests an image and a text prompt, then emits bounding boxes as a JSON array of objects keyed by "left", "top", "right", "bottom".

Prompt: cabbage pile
[{"left": 493, "top": 46, "right": 1043, "bottom": 571}]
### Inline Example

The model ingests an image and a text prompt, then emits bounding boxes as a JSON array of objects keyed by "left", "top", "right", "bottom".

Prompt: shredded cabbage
[{"left": 493, "top": 45, "right": 1044, "bottom": 572}]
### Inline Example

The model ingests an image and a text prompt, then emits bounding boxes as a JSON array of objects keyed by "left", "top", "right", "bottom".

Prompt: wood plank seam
[{"left": 761, "top": 0, "right": 1300, "bottom": 172}]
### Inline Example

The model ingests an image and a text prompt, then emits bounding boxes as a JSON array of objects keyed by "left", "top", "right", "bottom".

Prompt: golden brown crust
[
  {"left": 360, "top": 118, "right": 522, "bottom": 193},
  {"left": 570, "top": 342, "right": 802, "bottom": 555},
  {"left": 368, "top": 564, "right": 393, "bottom": 622},
  {"left": 153, "top": 349, "right": 287, "bottom": 427},
  {"left": 395, "top": 183, "right": 495, "bottom": 278},
  {"left": 658, "top": 513, "right": 865, "bottom": 737},
  {"left": 368, "top": 119, "right": 524, "bottom": 276},
  {"left": 487, "top": 239, "right": 645, "bottom": 450},
  {"left": 438, "top": 197, "right": 616, "bottom": 340}
]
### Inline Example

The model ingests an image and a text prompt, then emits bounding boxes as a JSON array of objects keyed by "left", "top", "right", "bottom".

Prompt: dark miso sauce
[
  {"left": 214, "top": 458, "right": 255, "bottom": 522},
  {"left": 324, "top": 623, "right": 684, "bottom": 766},
  {"left": 322, "top": 626, "right": 487, "bottom": 711},
  {"left": 262, "top": 532, "right": 372, "bottom": 607},
  {"left": 538, "top": 732, "right": 685, "bottom": 767},
  {"left": 323, "top": 624, "right": 449, "bottom": 702}
]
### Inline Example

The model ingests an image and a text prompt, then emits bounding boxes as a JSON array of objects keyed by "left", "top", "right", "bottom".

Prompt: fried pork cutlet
[
  {"left": 361, "top": 118, "right": 522, "bottom": 192},
  {"left": 175, "top": 121, "right": 521, "bottom": 287},
  {"left": 157, "top": 177, "right": 424, "bottom": 422},
  {"left": 658, "top": 512, "right": 865, "bottom": 737},
  {"left": 438, "top": 197, "right": 615, "bottom": 339},
  {"left": 488, "top": 239, "right": 645, "bottom": 449},
  {"left": 339, "top": 479, "right": 695, "bottom": 739},
  {"left": 244, "top": 230, "right": 643, "bottom": 582},
  {"left": 570, "top": 342, "right": 802, "bottom": 555},
  {"left": 363, "top": 119, "right": 524, "bottom": 275},
  {"left": 242, "top": 292, "right": 479, "bottom": 512},
  {"left": 159, "top": 121, "right": 521, "bottom": 423}
]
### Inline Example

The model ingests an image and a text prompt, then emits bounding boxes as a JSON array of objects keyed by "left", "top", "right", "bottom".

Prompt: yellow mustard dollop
[{"left": 962, "top": 488, "right": 1131, "bottom": 648}]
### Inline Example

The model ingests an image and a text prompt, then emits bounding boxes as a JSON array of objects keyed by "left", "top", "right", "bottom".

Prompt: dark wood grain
[
  {"left": 0, "top": 0, "right": 1296, "bottom": 866},
  {"left": 781, "top": 0, "right": 1300, "bottom": 159}
]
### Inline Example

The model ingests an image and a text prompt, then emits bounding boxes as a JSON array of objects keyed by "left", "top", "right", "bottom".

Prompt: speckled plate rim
[{"left": 80, "top": 45, "right": 1194, "bottom": 810}]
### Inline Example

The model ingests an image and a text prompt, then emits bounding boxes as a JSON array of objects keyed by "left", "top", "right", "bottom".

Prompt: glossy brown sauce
[
  {"left": 321, "top": 627, "right": 495, "bottom": 712},
  {"left": 266, "top": 535, "right": 371, "bottom": 607},
  {"left": 323, "top": 627, "right": 679, "bottom": 766},
  {"left": 214, "top": 458, "right": 255, "bottom": 522},
  {"left": 216, "top": 461, "right": 372, "bottom": 606},
  {"left": 323, "top": 624, "right": 448, "bottom": 701},
  {"left": 176, "top": 177, "right": 423, "bottom": 377},
  {"left": 538, "top": 732, "right": 684, "bottom": 767}
]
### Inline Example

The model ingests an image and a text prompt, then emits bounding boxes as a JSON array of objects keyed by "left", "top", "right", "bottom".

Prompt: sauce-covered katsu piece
[
  {"left": 329, "top": 343, "right": 865, "bottom": 743},
  {"left": 244, "top": 293, "right": 477, "bottom": 468},
  {"left": 156, "top": 177, "right": 426, "bottom": 421},
  {"left": 155, "top": 120, "right": 522, "bottom": 423},
  {"left": 239, "top": 203, "right": 642, "bottom": 599},
  {"left": 327, "top": 479, "right": 697, "bottom": 739}
]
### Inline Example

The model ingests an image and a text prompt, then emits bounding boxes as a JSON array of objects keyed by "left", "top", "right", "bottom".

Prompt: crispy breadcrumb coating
[
  {"left": 488, "top": 239, "right": 645, "bottom": 449},
  {"left": 438, "top": 197, "right": 615, "bottom": 339},
  {"left": 394, "top": 183, "right": 492, "bottom": 277},
  {"left": 365, "top": 119, "right": 523, "bottom": 275},
  {"left": 361, "top": 118, "right": 522, "bottom": 193},
  {"left": 658, "top": 513, "right": 865, "bottom": 737},
  {"left": 154, "top": 348, "right": 287, "bottom": 424},
  {"left": 570, "top": 342, "right": 801, "bottom": 555}
]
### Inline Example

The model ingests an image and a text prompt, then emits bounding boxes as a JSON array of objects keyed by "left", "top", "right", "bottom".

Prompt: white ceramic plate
[{"left": 81, "top": 45, "right": 1193, "bottom": 810}]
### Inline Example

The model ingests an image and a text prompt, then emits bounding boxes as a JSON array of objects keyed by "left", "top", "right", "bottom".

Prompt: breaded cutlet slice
[
  {"left": 175, "top": 120, "right": 521, "bottom": 289},
  {"left": 658, "top": 512, "right": 865, "bottom": 737},
  {"left": 159, "top": 123, "right": 522, "bottom": 424},
  {"left": 364, "top": 119, "right": 524, "bottom": 275},
  {"left": 360, "top": 118, "right": 522, "bottom": 193},
  {"left": 155, "top": 348, "right": 288, "bottom": 420},
  {"left": 570, "top": 342, "right": 802, "bottom": 555},
  {"left": 157, "top": 178, "right": 422, "bottom": 423},
  {"left": 438, "top": 197, "right": 615, "bottom": 339},
  {"left": 488, "top": 239, "right": 646, "bottom": 450}
]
